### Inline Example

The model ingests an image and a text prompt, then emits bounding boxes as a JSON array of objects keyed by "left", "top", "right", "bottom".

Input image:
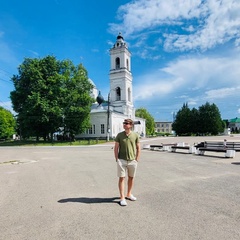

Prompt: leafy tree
[
  {"left": 172, "top": 103, "right": 192, "bottom": 135},
  {"left": 223, "top": 119, "right": 229, "bottom": 129},
  {"left": 172, "top": 102, "right": 224, "bottom": 136},
  {"left": 0, "top": 107, "right": 16, "bottom": 139},
  {"left": 190, "top": 107, "right": 200, "bottom": 134},
  {"left": 10, "top": 55, "right": 94, "bottom": 141},
  {"left": 198, "top": 102, "right": 224, "bottom": 135},
  {"left": 135, "top": 108, "right": 155, "bottom": 135}
]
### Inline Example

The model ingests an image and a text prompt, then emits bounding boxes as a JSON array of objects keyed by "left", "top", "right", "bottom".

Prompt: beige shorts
[{"left": 117, "top": 159, "right": 138, "bottom": 177}]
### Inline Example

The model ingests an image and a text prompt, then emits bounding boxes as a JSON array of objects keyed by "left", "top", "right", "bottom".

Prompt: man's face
[{"left": 123, "top": 121, "right": 132, "bottom": 130}]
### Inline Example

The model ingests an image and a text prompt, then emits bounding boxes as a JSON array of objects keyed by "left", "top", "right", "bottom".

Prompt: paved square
[{"left": 1, "top": 135, "right": 240, "bottom": 240}]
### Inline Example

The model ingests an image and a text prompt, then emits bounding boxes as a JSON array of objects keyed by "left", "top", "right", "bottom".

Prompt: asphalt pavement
[{"left": 1, "top": 135, "right": 240, "bottom": 240}]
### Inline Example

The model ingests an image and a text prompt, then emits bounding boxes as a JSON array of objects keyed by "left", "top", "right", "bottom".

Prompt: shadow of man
[
  {"left": 58, "top": 197, "right": 119, "bottom": 204},
  {"left": 231, "top": 162, "right": 240, "bottom": 165}
]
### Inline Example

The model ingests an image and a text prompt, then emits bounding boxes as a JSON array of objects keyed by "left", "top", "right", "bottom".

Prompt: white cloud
[
  {"left": 205, "top": 86, "right": 240, "bottom": 99},
  {"left": 28, "top": 50, "right": 39, "bottom": 57},
  {"left": 110, "top": 0, "right": 240, "bottom": 52},
  {"left": 134, "top": 76, "right": 176, "bottom": 99},
  {"left": 165, "top": 0, "right": 240, "bottom": 51},
  {"left": 0, "top": 101, "right": 14, "bottom": 113},
  {"left": 188, "top": 101, "right": 198, "bottom": 106},
  {"left": 110, "top": 0, "right": 203, "bottom": 35},
  {"left": 134, "top": 53, "right": 240, "bottom": 102}
]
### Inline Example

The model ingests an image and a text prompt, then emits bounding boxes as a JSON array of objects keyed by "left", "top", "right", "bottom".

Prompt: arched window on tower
[
  {"left": 128, "top": 87, "right": 131, "bottom": 102},
  {"left": 116, "top": 87, "right": 121, "bottom": 101},
  {"left": 115, "top": 57, "right": 120, "bottom": 69},
  {"left": 126, "top": 59, "right": 129, "bottom": 70}
]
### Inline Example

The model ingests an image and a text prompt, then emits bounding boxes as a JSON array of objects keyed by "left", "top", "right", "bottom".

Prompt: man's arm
[
  {"left": 114, "top": 142, "right": 119, "bottom": 161},
  {"left": 136, "top": 142, "right": 140, "bottom": 161}
]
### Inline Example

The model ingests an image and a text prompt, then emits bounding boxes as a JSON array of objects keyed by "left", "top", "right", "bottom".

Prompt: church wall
[
  {"left": 110, "top": 112, "right": 146, "bottom": 138},
  {"left": 75, "top": 110, "right": 146, "bottom": 139},
  {"left": 110, "top": 72, "right": 132, "bottom": 102},
  {"left": 110, "top": 52, "right": 131, "bottom": 71},
  {"left": 75, "top": 111, "right": 108, "bottom": 139}
]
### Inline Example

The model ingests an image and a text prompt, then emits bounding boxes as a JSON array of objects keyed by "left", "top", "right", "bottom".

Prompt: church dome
[
  {"left": 113, "top": 32, "right": 127, "bottom": 49},
  {"left": 117, "top": 33, "right": 124, "bottom": 40},
  {"left": 96, "top": 91, "right": 104, "bottom": 105},
  {"left": 88, "top": 78, "right": 96, "bottom": 87},
  {"left": 88, "top": 78, "right": 98, "bottom": 101}
]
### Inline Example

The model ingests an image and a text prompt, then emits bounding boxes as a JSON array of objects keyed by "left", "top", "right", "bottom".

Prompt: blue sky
[{"left": 0, "top": 0, "right": 240, "bottom": 121}]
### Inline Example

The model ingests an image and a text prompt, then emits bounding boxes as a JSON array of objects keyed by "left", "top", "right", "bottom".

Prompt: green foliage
[
  {"left": 198, "top": 102, "right": 224, "bottom": 135},
  {"left": 0, "top": 107, "right": 16, "bottom": 139},
  {"left": 135, "top": 108, "right": 155, "bottom": 135},
  {"left": 172, "top": 103, "right": 192, "bottom": 135},
  {"left": 10, "top": 55, "right": 94, "bottom": 140},
  {"left": 0, "top": 139, "right": 106, "bottom": 147},
  {"left": 155, "top": 132, "right": 171, "bottom": 136},
  {"left": 172, "top": 102, "right": 224, "bottom": 136}
]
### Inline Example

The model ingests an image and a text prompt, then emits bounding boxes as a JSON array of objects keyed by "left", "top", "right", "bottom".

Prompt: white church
[{"left": 76, "top": 33, "right": 146, "bottom": 140}]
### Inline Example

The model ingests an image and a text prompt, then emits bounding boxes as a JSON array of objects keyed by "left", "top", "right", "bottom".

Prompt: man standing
[{"left": 114, "top": 119, "right": 141, "bottom": 206}]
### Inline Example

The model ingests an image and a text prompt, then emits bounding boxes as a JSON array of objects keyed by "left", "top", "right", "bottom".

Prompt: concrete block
[{"left": 225, "top": 150, "right": 235, "bottom": 158}]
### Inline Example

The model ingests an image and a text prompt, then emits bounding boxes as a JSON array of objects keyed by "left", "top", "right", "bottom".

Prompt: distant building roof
[
  {"left": 155, "top": 121, "right": 172, "bottom": 123},
  {"left": 229, "top": 117, "right": 240, "bottom": 123}
]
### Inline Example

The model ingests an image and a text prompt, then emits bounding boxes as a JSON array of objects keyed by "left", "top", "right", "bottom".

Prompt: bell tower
[{"left": 109, "top": 33, "right": 134, "bottom": 118}]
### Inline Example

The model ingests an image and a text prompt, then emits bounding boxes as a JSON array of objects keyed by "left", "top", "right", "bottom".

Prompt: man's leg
[
  {"left": 118, "top": 177, "right": 125, "bottom": 200},
  {"left": 126, "top": 160, "right": 138, "bottom": 200},
  {"left": 126, "top": 176, "right": 134, "bottom": 197}
]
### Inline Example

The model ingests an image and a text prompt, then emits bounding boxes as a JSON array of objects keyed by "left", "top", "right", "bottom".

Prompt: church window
[
  {"left": 126, "top": 59, "right": 129, "bottom": 70},
  {"left": 89, "top": 125, "right": 93, "bottom": 134},
  {"left": 116, "top": 57, "right": 120, "bottom": 69},
  {"left": 128, "top": 87, "right": 131, "bottom": 101},
  {"left": 93, "top": 125, "right": 96, "bottom": 134},
  {"left": 116, "top": 87, "right": 121, "bottom": 101},
  {"left": 101, "top": 124, "right": 105, "bottom": 134}
]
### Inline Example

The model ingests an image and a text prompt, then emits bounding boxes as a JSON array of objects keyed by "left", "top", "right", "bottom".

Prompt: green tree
[
  {"left": 135, "top": 108, "right": 155, "bottom": 135},
  {"left": 0, "top": 107, "right": 16, "bottom": 139},
  {"left": 172, "top": 102, "right": 224, "bottom": 136},
  {"left": 198, "top": 102, "right": 224, "bottom": 135},
  {"left": 190, "top": 107, "right": 200, "bottom": 135},
  {"left": 10, "top": 55, "right": 94, "bottom": 141},
  {"left": 172, "top": 103, "right": 192, "bottom": 135}
]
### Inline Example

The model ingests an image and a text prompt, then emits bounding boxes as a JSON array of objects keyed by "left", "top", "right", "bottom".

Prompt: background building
[
  {"left": 155, "top": 121, "right": 172, "bottom": 134},
  {"left": 228, "top": 117, "right": 240, "bottom": 133}
]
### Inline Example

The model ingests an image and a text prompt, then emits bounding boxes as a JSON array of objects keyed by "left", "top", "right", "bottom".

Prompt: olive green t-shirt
[{"left": 115, "top": 131, "right": 139, "bottom": 161}]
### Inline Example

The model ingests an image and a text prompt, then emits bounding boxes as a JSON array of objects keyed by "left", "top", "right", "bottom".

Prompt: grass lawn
[{"left": 0, "top": 139, "right": 109, "bottom": 147}]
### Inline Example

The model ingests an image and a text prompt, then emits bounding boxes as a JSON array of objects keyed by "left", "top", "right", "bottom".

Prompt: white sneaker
[
  {"left": 120, "top": 199, "right": 127, "bottom": 206},
  {"left": 126, "top": 195, "right": 137, "bottom": 201}
]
